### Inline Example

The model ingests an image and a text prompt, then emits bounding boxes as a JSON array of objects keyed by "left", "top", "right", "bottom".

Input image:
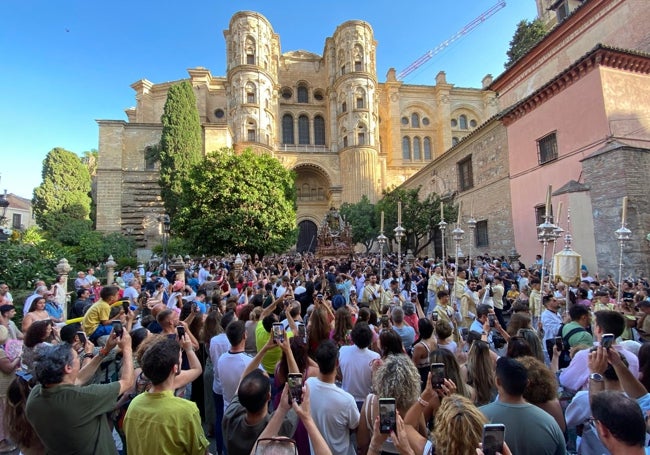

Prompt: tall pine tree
[{"left": 159, "top": 81, "right": 203, "bottom": 217}]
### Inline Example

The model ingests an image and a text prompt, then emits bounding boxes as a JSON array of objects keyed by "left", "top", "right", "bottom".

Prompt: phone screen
[
  {"left": 488, "top": 313, "right": 496, "bottom": 328},
  {"left": 431, "top": 312, "right": 438, "bottom": 322},
  {"left": 298, "top": 324, "right": 306, "bottom": 342},
  {"left": 430, "top": 363, "right": 445, "bottom": 389},
  {"left": 554, "top": 336, "right": 563, "bottom": 352},
  {"left": 176, "top": 325, "right": 186, "bottom": 339},
  {"left": 461, "top": 327, "right": 469, "bottom": 341},
  {"left": 272, "top": 323, "right": 285, "bottom": 343},
  {"left": 381, "top": 314, "right": 389, "bottom": 328},
  {"left": 288, "top": 373, "right": 303, "bottom": 404},
  {"left": 482, "top": 424, "right": 505, "bottom": 455},
  {"left": 77, "top": 331, "right": 87, "bottom": 345},
  {"left": 111, "top": 321, "right": 123, "bottom": 338},
  {"left": 601, "top": 333, "right": 614, "bottom": 349},
  {"left": 379, "top": 398, "right": 396, "bottom": 434}
]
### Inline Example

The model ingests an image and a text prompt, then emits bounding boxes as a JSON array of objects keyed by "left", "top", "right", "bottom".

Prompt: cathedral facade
[{"left": 95, "top": 10, "right": 497, "bottom": 252}]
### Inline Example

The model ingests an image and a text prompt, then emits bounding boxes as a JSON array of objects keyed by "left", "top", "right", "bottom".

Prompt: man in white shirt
[
  {"left": 218, "top": 320, "right": 255, "bottom": 410},
  {"left": 209, "top": 311, "right": 235, "bottom": 455},
  {"left": 540, "top": 294, "right": 563, "bottom": 360},
  {"left": 306, "top": 340, "right": 359, "bottom": 455},
  {"left": 338, "top": 322, "right": 379, "bottom": 409},
  {"left": 560, "top": 310, "right": 639, "bottom": 392}
]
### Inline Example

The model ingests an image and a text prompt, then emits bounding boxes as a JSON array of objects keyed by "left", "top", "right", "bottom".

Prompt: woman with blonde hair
[
  {"left": 517, "top": 328, "right": 545, "bottom": 363},
  {"left": 462, "top": 340, "right": 497, "bottom": 406},
  {"left": 358, "top": 354, "right": 423, "bottom": 454},
  {"left": 432, "top": 394, "right": 487, "bottom": 454}
]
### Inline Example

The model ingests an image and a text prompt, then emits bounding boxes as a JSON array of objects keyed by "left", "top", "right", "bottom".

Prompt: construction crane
[{"left": 397, "top": 0, "right": 507, "bottom": 80}]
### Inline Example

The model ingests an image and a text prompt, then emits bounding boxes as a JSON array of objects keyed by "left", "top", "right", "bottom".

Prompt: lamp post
[
  {"left": 537, "top": 186, "right": 557, "bottom": 296},
  {"left": 158, "top": 214, "right": 171, "bottom": 271},
  {"left": 615, "top": 197, "right": 632, "bottom": 304},
  {"left": 451, "top": 224, "right": 465, "bottom": 305},
  {"left": 438, "top": 218, "right": 447, "bottom": 277},
  {"left": 0, "top": 190, "right": 10, "bottom": 242},
  {"left": 377, "top": 232, "right": 388, "bottom": 283},
  {"left": 466, "top": 215, "right": 476, "bottom": 278},
  {"left": 394, "top": 225, "right": 406, "bottom": 275}
]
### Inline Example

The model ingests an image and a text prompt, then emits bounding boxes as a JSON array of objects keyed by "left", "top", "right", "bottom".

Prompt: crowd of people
[{"left": 0, "top": 252, "right": 649, "bottom": 454}]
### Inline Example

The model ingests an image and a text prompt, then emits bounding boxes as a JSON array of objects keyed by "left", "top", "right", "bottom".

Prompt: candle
[
  {"left": 457, "top": 201, "right": 462, "bottom": 225},
  {"left": 545, "top": 185, "right": 552, "bottom": 218},
  {"left": 556, "top": 201, "right": 563, "bottom": 226},
  {"left": 470, "top": 199, "right": 474, "bottom": 218},
  {"left": 621, "top": 196, "right": 628, "bottom": 226},
  {"left": 398, "top": 201, "right": 402, "bottom": 225},
  {"left": 380, "top": 211, "right": 384, "bottom": 233},
  {"left": 440, "top": 201, "right": 444, "bottom": 220}
]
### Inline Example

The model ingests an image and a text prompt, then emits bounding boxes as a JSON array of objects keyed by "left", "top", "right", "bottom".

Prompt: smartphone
[
  {"left": 482, "top": 423, "right": 505, "bottom": 455},
  {"left": 430, "top": 363, "right": 446, "bottom": 389},
  {"left": 601, "top": 333, "right": 615, "bottom": 349},
  {"left": 381, "top": 314, "right": 389, "bottom": 328},
  {"left": 176, "top": 325, "right": 186, "bottom": 339},
  {"left": 112, "top": 320, "right": 123, "bottom": 338},
  {"left": 554, "top": 336, "right": 563, "bottom": 352},
  {"left": 488, "top": 313, "right": 496, "bottom": 328},
  {"left": 460, "top": 327, "right": 469, "bottom": 341},
  {"left": 298, "top": 324, "right": 307, "bottom": 343},
  {"left": 379, "top": 397, "right": 397, "bottom": 434},
  {"left": 431, "top": 312, "right": 439, "bottom": 322},
  {"left": 288, "top": 373, "right": 303, "bottom": 404},
  {"left": 77, "top": 331, "right": 87, "bottom": 345},
  {"left": 122, "top": 300, "right": 130, "bottom": 313},
  {"left": 272, "top": 322, "right": 285, "bottom": 343}
]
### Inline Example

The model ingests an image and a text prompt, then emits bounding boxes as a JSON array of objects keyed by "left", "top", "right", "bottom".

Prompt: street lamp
[
  {"left": 377, "top": 232, "right": 388, "bottom": 283},
  {"left": 158, "top": 214, "right": 171, "bottom": 271},
  {"left": 394, "top": 225, "right": 406, "bottom": 274},
  {"left": 0, "top": 190, "right": 10, "bottom": 242},
  {"left": 451, "top": 224, "right": 465, "bottom": 306},
  {"left": 537, "top": 186, "right": 557, "bottom": 296},
  {"left": 466, "top": 215, "right": 477, "bottom": 278},
  {"left": 438, "top": 218, "right": 448, "bottom": 277}
]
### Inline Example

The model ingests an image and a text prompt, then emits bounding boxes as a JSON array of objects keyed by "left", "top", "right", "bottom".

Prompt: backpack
[{"left": 548, "top": 323, "right": 586, "bottom": 369}]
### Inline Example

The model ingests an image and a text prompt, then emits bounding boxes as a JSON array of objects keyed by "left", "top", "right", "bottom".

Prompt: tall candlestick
[
  {"left": 545, "top": 185, "right": 552, "bottom": 218},
  {"left": 621, "top": 196, "right": 628, "bottom": 226},
  {"left": 470, "top": 199, "right": 474, "bottom": 218},
  {"left": 556, "top": 201, "right": 563, "bottom": 226},
  {"left": 457, "top": 201, "right": 462, "bottom": 225},
  {"left": 398, "top": 201, "right": 402, "bottom": 225},
  {"left": 440, "top": 201, "right": 444, "bottom": 220},
  {"left": 380, "top": 211, "right": 384, "bottom": 233}
]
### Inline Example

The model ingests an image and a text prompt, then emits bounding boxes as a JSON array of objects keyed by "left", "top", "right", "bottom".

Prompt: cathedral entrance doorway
[{"left": 297, "top": 220, "right": 318, "bottom": 253}]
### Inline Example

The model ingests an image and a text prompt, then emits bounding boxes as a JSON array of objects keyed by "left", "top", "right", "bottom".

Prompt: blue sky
[{"left": 0, "top": 1, "right": 537, "bottom": 199}]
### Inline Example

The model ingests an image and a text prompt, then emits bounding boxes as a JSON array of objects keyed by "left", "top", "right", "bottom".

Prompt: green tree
[
  {"left": 159, "top": 81, "right": 203, "bottom": 217},
  {"left": 504, "top": 19, "right": 547, "bottom": 68},
  {"left": 176, "top": 148, "right": 297, "bottom": 256},
  {"left": 32, "top": 148, "right": 92, "bottom": 235},
  {"left": 340, "top": 195, "right": 377, "bottom": 252},
  {"left": 377, "top": 187, "right": 457, "bottom": 256}
]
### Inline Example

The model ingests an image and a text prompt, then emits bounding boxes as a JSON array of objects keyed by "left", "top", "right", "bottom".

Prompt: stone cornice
[{"left": 501, "top": 45, "right": 650, "bottom": 125}]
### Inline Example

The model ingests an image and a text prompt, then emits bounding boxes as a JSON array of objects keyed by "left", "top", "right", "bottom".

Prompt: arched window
[
  {"left": 357, "top": 122, "right": 367, "bottom": 146},
  {"left": 424, "top": 137, "right": 432, "bottom": 160},
  {"left": 282, "top": 114, "right": 294, "bottom": 144},
  {"left": 353, "top": 44, "right": 364, "bottom": 72},
  {"left": 297, "top": 85, "right": 308, "bottom": 103},
  {"left": 459, "top": 115, "right": 468, "bottom": 130},
  {"left": 355, "top": 88, "right": 366, "bottom": 109},
  {"left": 342, "top": 101, "right": 347, "bottom": 113},
  {"left": 338, "top": 49, "right": 346, "bottom": 75},
  {"left": 245, "top": 82, "right": 256, "bottom": 104},
  {"left": 402, "top": 136, "right": 411, "bottom": 160},
  {"left": 298, "top": 115, "right": 310, "bottom": 144},
  {"left": 413, "top": 137, "right": 421, "bottom": 160},
  {"left": 411, "top": 113, "right": 420, "bottom": 128},
  {"left": 245, "top": 36, "right": 256, "bottom": 65},
  {"left": 246, "top": 119, "right": 257, "bottom": 142},
  {"left": 314, "top": 115, "right": 325, "bottom": 145}
]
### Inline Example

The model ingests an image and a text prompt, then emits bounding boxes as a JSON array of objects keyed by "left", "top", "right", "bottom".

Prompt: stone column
[
  {"left": 105, "top": 255, "right": 117, "bottom": 286},
  {"left": 171, "top": 255, "right": 186, "bottom": 285},
  {"left": 56, "top": 258, "right": 72, "bottom": 320}
]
